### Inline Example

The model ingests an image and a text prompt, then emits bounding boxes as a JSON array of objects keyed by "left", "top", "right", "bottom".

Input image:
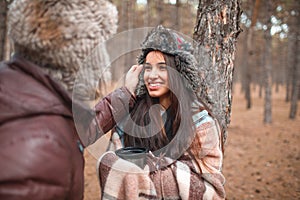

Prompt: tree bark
[{"left": 193, "top": 0, "right": 242, "bottom": 145}]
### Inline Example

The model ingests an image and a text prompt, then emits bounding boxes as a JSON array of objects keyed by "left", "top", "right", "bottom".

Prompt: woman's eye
[
  {"left": 159, "top": 65, "right": 167, "bottom": 70},
  {"left": 143, "top": 65, "right": 152, "bottom": 71}
]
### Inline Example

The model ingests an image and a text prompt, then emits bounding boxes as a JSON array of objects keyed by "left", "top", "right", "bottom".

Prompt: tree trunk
[
  {"left": 174, "top": 0, "right": 181, "bottom": 30},
  {"left": 286, "top": 80, "right": 290, "bottom": 102},
  {"left": 125, "top": 0, "right": 135, "bottom": 73},
  {"left": 289, "top": 37, "right": 299, "bottom": 119},
  {"left": 285, "top": 34, "right": 294, "bottom": 102},
  {"left": 275, "top": 83, "right": 279, "bottom": 93},
  {"left": 245, "top": 72, "right": 252, "bottom": 108},
  {"left": 244, "top": 0, "right": 261, "bottom": 109},
  {"left": 263, "top": 0, "right": 273, "bottom": 124},
  {"left": 284, "top": 40, "right": 290, "bottom": 102},
  {"left": 193, "top": 0, "right": 242, "bottom": 145},
  {"left": 259, "top": 82, "right": 263, "bottom": 98},
  {"left": 289, "top": 1, "right": 300, "bottom": 119},
  {"left": 110, "top": 0, "right": 135, "bottom": 81},
  {"left": 258, "top": 43, "right": 265, "bottom": 99},
  {"left": 155, "top": 0, "right": 163, "bottom": 25},
  {"left": 240, "top": 28, "right": 252, "bottom": 105},
  {"left": 0, "top": 0, "right": 8, "bottom": 61},
  {"left": 144, "top": 0, "right": 150, "bottom": 27}
]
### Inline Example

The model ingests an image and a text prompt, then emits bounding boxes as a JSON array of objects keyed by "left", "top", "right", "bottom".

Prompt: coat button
[{"left": 77, "top": 140, "right": 84, "bottom": 153}]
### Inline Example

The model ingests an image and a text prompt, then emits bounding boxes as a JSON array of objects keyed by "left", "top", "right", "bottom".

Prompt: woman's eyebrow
[{"left": 144, "top": 62, "right": 166, "bottom": 64}]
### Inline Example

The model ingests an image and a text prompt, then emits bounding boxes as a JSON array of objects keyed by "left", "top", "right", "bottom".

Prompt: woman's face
[{"left": 144, "top": 51, "right": 171, "bottom": 108}]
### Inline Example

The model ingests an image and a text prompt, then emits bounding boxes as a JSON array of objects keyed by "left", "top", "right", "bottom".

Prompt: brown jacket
[{"left": 0, "top": 56, "right": 135, "bottom": 199}]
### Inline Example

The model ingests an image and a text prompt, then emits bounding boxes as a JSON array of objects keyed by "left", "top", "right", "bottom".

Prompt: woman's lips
[{"left": 148, "top": 82, "right": 163, "bottom": 90}]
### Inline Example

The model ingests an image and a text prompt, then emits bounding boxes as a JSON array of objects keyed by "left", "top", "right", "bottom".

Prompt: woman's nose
[{"left": 149, "top": 69, "right": 159, "bottom": 79}]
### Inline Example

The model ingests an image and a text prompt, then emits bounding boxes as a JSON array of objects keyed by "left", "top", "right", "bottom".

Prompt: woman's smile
[{"left": 148, "top": 82, "right": 165, "bottom": 90}]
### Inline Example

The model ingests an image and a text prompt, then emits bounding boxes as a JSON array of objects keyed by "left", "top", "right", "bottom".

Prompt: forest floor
[{"left": 83, "top": 84, "right": 300, "bottom": 200}]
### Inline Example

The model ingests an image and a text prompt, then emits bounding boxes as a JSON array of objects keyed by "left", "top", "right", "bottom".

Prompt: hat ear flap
[
  {"left": 174, "top": 51, "right": 201, "bottom": 94},
  {"left": 135, "top": 52, "right": 147, "bottom": 97},
  {"left": 135, "top": 71, "right": 147, "bottom": 97}
]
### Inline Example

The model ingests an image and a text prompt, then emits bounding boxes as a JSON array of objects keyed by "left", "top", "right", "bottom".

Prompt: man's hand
[{"left": 125, "top": 65, "right": 143, "bottom": 97}]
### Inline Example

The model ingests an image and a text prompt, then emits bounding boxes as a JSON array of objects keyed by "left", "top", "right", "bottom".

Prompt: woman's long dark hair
[{"left": 122, "top": 53, "right": 208, "bottom": 158}]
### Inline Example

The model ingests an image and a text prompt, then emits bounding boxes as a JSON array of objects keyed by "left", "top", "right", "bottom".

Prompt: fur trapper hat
[
  {"left": 136, "top": 25, "right": 200, "bottom": 97},
  {"left": 8, "top": 0, "right": 118, "bottom": 99}
]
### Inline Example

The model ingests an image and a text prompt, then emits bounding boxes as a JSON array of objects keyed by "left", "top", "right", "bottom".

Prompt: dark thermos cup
[{"left": 115, "top": 147, "right": 149, "bottom": 168}]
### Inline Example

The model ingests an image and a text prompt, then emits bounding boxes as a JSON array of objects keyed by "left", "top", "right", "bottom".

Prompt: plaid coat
[{"left": 97, "top": 101, "right": 225, "bottom": 200}]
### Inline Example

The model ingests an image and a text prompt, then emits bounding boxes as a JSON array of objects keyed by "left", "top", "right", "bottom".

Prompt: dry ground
[{"left": 83, "top": 85, "right": 300, "bottom": 199}]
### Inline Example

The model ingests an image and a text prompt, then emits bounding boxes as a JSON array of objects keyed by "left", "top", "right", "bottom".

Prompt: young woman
[{"left": 98, "top": 25, "right": 225, "bottom": 200}]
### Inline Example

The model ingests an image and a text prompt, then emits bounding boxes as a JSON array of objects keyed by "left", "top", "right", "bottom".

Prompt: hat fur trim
[{"left": 135, "top": 25, "right": 200, "bottom": 97}]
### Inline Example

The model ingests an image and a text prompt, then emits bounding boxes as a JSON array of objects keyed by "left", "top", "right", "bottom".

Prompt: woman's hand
[{"left": 125, "top": 65, "right": 143, "bottom": 97}]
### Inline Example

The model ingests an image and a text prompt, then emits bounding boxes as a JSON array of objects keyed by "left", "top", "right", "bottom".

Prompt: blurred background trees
[
  {"left": 235, "top": 0, "right": 299, "bottom": 122},
  {"left": 1, "top": 0, "right": 299, "bottom": 122}
]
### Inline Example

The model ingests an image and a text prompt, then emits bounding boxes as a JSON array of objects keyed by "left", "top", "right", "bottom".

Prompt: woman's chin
[{"left": 148, "top": 92, "right": 160, "bottom": 98}]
